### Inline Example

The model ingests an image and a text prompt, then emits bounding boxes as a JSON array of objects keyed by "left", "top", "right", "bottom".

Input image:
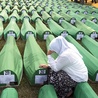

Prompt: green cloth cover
[
  {"left": 65, "top": 35, "right": 98, "bottom": 81},
  {"left": 36, "top": 19, "right": 51, "bottom": 39},
  {"left": 47, "top": 19, "right": 67, "bottom": 36},
  {"left": 0, "top": 9, "right": 8, "bottom": 22},
  {"left": 0, "top": 20, "right": 3, "bottom": 39},
  {"left": 9, "top": 10, "right": 20, "bottom": 22},
  {"left": 23, "top": 35, "right": 48, "bottom": 85},
  {"left": 0, "top": 36, "right": 23, "bottom": 86},
  {"left": 38, "top": 84, "right": 58, "bottom": 98},
  {"left": 31, "top": 11, "right": 42, "bottom": 22},
  {"left": 4, "top": 18, "right": 20, "bottom": 40},
  {"left": 21, "top": 18, "right": 36, "bottom": 40},
  {"left": 81, "top": 35, "right": 98, "bottom": 59},
  {"left": 1, "top": 88, "right": 18, "bottom": 98},
  {"left": 74, "top": 82, "right": 98, "bottom": 98}
]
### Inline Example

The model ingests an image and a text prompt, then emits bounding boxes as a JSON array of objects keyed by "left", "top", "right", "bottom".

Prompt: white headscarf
[{"left": 49, "top": 36, "right": 83, "bottom": 58}]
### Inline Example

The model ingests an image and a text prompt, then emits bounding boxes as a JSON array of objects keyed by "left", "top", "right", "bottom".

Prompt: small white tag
[
  {"left": 83, "top": 11, "right": 88, "bottom": 15},
  {"left": 4, "top": 71, "right": 11, "bottom": 75},
  {"left": 0, "top": 16, "right": 4, "bottom": 21},
  {"left": 92, "top": 19, "right": 97, "bottom": 23},
  {"left": 76, "top": 32, "right": 84, "bottom": 40},
  {"left": 70, "top": 18, "right": 76, "bottom": 25},
  {"left": 35, "top": 75, "right": 47, "bottom": 84},
  {"left": 39, "top": 70, "right": 46, "bottom": 74},
  {"left": 7, "top": 31, "right": 15, "bottom": 37},
  {"left": 81, "top": 18, "right": 86, "bottom": 23},
  {"left": 0, "top": 75, "right": 15, "bottom": 84},
  {"left": 95, "top": 73, "right": 98, "bottom": 81},
  {"left": 26, "top": 32, "right": 34, "bottom": 39},
  {"left": 91, "top": 32, "right": 98, "bottom": 39},
  {"left": 61, "top": 31, "right": 68, "bottom": 37},
  {"left": 44, "top": 32, "right": 50, "bottom": 40}
]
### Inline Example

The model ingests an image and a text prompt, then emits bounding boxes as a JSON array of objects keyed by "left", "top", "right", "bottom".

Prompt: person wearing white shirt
[{"left": 40, "top": 36, "right": 88, "bottom": 98}]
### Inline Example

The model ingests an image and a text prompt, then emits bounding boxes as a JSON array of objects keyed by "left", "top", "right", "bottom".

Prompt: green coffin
[
  {"left": 42, "top": 11, "right": 51, "bottom": 22},
  {"left": 20, "top": 5, "right": 28, "bottom": 13},
  {"left": 61, "top": 20, "right": 84, "bottom": 39},
  {"left": 21, "top": 18, "right": 36, "bottom": 40},
  {"left": 31, "top": 11, "right": 42, "bottom": 22},
  {"left": 36, "top": 18, "right": 52, "bottom": 40},
  {"left": 47, "top": 19, "right": 68, "bottom": 37},
  {"left": 12, "top": 5, "right": 20, "bottom": 13},
  {"left": 46, "top": 35, "right": 58, "bottom": 59},
  {"left": 0, "top": 9, "right": 8, "bottom": 22},
  {"left": 1, "top": 88, "right": 18, "bottom": 98},
  {"left": 5, "top": 5, "right": 11, "bottom": 14},
  {"left": 21, "top": 11, "right": 30, "bottom": 22},
  {"left": 38, "top": 84, "right": 58, "bottom": 98},
  {"left": 74, "top": 82, "right": 98, "bottom": 98},
  {"left": 51, "top": 11, "right": 64, "bottom": 23},
  {"left": 9, "top": 10, "right": 20, "bottom": 22},
  {"left": 36, "top": 6, "right": 44, "bottom": 15},
  {"left": 44, "top": 6, "right": 53, "bottom": 14},
  {"left": 4, "top": 18, "right": 20, "bottom": 40},
  {"left": 65, "top": 35, "right": 98, "bottom": 81},
  {"left": 28, "top": 6, "right": 35, "bottom": 14},
  {"left": 23, "top": 35, "right": 48, "bottom": 85},
  {"left": 81, "top": 35, "right": 98, "bottom": 59},
  {"left": 0, "top": 20, "right": 3, "bottom": 39},
  {"left": 0, "top": 36, "right": 23, "bottom": 86},
  {"left": 75, "top": 20, "right": 96, "bottom": 37}
]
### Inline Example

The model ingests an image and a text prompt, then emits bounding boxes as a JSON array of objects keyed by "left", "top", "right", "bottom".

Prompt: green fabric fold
[{"left": 21, "top": 18, "right": 36, "bottom": 40}]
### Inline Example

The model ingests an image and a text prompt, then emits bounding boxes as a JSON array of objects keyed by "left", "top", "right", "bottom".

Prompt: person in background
[{"left": 39, "top": 36, "right": 88, "bottom": 98}]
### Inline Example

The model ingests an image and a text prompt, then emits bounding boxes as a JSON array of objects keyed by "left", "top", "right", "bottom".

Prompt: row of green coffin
[{"left": 0, "top": 83, "right": 98, "bottom": 98}]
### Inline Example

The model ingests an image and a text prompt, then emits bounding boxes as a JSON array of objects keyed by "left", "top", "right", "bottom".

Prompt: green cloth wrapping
[
  {"left": 28, "top": 6, "right": 35, "bottom": 14},
  {"left": 51, "top": 11, "right": 64, "bottom": 23},
  {"left": 12, "top": 5, "right": 20, "bottom": 13},
  {"left": 61, "top": 20, "right": 84, "bottom": 39},
  {"left": 4, "top": 18, "right": 20, "bottom": 40},
  {"left": 38, "top": 85, "right": 58, "bottom": 98},
  {"left": 23, "top": 35, "right": 48, "bottom": 85},
  {"left": 36, "top": 19, "right": 52, "bottom": 39},
  {"left": 21, "top": 18, "right": 36, "bottom": 40},
  {"left": 0, "top": 20, "right": 3, "bottom": 39},
  {"left": 44, "top": 6, "right": 53, "bottom": 14},
  {"left": 47, "top": 19, "right": 67, "bottom": 36},
  {"left": 74, "top": 82, "right": 98, "bottom": 98},
  {"left": 5, "top": 5, "right": 11, "bottom": 14},
  {"left": 1, "top": 88, "right": 18, "bottom": 98},
  {"left": 9, "top": 10, "right": 20, "bottom": 22},
  {"left": 31, "top": 11, "right": 42, "bottom": 22},
  {"left": 42, "top": 11, "right": 51, "bottom": 22},
  {"left": 65, "top": 35, "right": 98, "bottom": 81},
  {"left": 21, "top": 11, "right": 30, "bottom": 22},
  {"left": 37, "top": 6, "right": 44, "bottom": 15},
  {"left": 0, "top": 9, "right": 8, "bottom": 22},
  {"left": 46, "top": 35, "right": 58, "bottom": 59},
  {"left": 75, "top": 20, "right": 96, "bottom": 36},
  {"left": 0, "top": 36, "right": 23, "bottom": 86},
  {"left": 81, "top": 35, "right": 98, "bottom": 59}
]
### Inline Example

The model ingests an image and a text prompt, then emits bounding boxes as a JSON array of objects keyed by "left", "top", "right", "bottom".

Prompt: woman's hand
[
  {"left": 47, "top": 50, "right": 54, "bottom": 55},
  {"left": 39, "top": 64, "right": 49, "bottom": 68}
]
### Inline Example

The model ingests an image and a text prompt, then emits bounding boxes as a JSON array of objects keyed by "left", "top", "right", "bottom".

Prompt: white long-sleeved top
[{"left": 48, "top": 49, "right": 88, "bottom": 82}]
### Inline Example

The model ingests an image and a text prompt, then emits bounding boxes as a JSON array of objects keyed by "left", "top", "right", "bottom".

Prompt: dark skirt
[{"left": 48, "top": 69, "right": 77, "bottom": 98}]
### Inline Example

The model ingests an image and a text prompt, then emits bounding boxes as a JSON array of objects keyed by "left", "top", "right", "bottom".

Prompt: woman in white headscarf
[{"left": 40, "top": 36, "right": 88, "bottom": 98}]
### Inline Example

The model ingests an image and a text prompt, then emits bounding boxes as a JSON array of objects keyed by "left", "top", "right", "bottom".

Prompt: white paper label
[
  {"left": 61, "top": 31, "right": 68, "bottom": 37},
  {"left": 7, "top": 31, "right": 15, "bottom": 37},
  {"left": 0, "top": 16, "right": 4, "bottom": 21},
  {"left": 44, "top": 32, "right": 50, "bottom": 40},
  {"left": 91, "top": 32, "right": 98, "bottom": 39},
  {"left": 92, "top": 19, "right": 97, "bottom": 23},
  {"left": 35, "top": 75, "right": 47, "bottom": 84},
  {"left": 70, "top": 18, "right": 76, "bottom": 25},
  {"left": 76, "top": 32, "right": 84, "bottom": 40},
  {"left": 95, "top": 73, "right": 98, "bottom": 81},
  {"left": 26, "top": 32, "right": 34, "bottom": 39},
  {"left": 81, "top": 18, "right": 86, "bottom": 23},
  {"left": 0, "top": 75, "right": 15, "bottom": 84},
  {"left": 39, "top": 70, "right": 46, "bottom": 74}
]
